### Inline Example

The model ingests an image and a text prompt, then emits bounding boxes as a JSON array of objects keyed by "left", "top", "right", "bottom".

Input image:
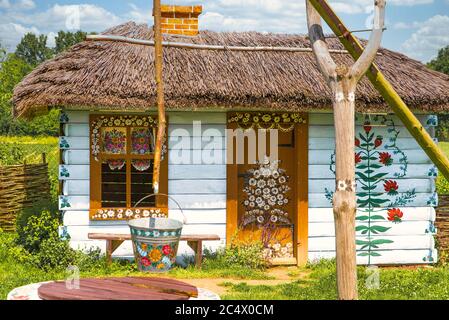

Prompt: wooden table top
[{"left": 37, "top": 277, "right": 198, "bottom": 300}]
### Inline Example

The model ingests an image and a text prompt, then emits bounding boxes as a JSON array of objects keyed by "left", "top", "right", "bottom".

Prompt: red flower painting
[
  {"left": 383, "top": 180, "right": 399, "bottom": 195},
  {"left": 162, "top": 245, "right": 171, "bottom": 255},
  {"left": 355, "top": 138, "right": 360, "bottom": 147},
  {"left": 379, "top": 152, "right": 393, "bottom": 166},
  {"left": 141, "top": 257, "right": 151, "bottom": 267},
  {"left": 355, "top": 152, "right": 362, "bottom": 164},
  {"left": 387, "top": 208, "right": 403, "bottom": 223},
  {"left": 363, "top": 124, "right": 372, "bottom": 133},
  {"left": 374, "top": 136, "right": 383, "bottom": 148}
]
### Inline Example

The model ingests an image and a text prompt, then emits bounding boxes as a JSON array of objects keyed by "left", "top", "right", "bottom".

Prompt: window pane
[
  {"left": 131, "top": 159, "right": 155, "bottom": 207},
  {"left": 101, "top": 159, "right": 127, "bottom": 208},
  {"left": 131, "top": 128, "right": 154, "bottom": 155},
  {"left": 102, "top": 127, "right": 126, "bottom": 154}
]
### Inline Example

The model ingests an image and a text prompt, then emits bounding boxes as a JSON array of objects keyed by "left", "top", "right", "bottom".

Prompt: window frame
[{"left": 89, "top": 114, "right": 168, "bottom": 221}]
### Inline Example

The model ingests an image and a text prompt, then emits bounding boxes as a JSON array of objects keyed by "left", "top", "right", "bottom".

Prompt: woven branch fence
[
  {"left": 0, "top": 155, "right": 50, "bottom": 232},
  {"left": 436, "top": 195, "right": 449, "bottom": 261}
]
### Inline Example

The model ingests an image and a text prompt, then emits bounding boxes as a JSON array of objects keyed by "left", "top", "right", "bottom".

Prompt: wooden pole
[
  {"left": 306, "top": 0, "right": 386, "bottom": 300},
  {"left": 152, "top": 0, "right": 166, "bottom": 194},
  {"left": 308, "top": 0, "right": 449, "bottom": 182}
]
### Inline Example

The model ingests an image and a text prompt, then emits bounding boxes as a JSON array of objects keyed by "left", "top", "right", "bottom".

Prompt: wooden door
[{"left": 227, "top": 112, "right": 309, "bottom": 266}]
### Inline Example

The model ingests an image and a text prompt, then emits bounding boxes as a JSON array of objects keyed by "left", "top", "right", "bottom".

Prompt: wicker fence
[
  {"left": 0, "top": 156, "right": 50, "bottom": 231},
  {"left": 436, "top": 195, "right": 449, "bottom": 260}
]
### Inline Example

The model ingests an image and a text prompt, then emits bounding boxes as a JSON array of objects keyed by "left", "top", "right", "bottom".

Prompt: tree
[
  {"left": 428, "top": 46, "right": 449, "bottom": 75},
  {"left": 306, "top": 0, "right": 385, "bottom": 300},
  {"left": 15, "top": 33, "right": 53, "bottom": 66},
  {"left": 54, "top": 31, "right": 87, "bottom": 55}
]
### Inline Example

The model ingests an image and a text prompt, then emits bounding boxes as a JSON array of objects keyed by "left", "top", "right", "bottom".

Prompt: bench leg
[
  {"left": 187, "top": 240, "right": 203, "bottom": 269},
  {"left": 106, "top": 240, "right": 125, "bottom": 265}
]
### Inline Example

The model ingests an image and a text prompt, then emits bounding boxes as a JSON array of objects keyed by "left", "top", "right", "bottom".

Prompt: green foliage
[
  {"left": 33, "top": 237, "right": 77, "bottom": 271},
  {"left": 0, "top": 143, "right": 24, "bottom": 165},
  {"left": 436, "top": 175, "right": 449, "bottom": 194},
  {"left": 15, "top": 33, "right": 53, "bottom": 67},
  {"left": 16, "top": 208, "right": 60, "bottom": 253},
  {"left": 436, "top": 115, "right": 449, "bottom": 142},
  {"left": 203, "top": 240, "right": 268, "bottom": 271},
  {"left": 54, "top": 31, "right": 87, "bottom": 55},
  {"left": 428, "top": 45, "right": 449, "bottom": 75}
]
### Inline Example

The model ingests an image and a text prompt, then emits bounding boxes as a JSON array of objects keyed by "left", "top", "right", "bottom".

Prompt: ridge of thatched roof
[{"left": 12, "top": 21, "right": 449, "bottom": 118}]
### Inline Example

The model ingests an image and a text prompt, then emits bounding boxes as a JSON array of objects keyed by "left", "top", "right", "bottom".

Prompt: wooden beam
[
  {"left": 308, "top": 0, "right": 449, "bottom": 182},
  {"left": 86, "top": 34, "right": 370, "bottom": 54},
  {"left": 152, "top": 0, "right": 166, "bottom": 194}
]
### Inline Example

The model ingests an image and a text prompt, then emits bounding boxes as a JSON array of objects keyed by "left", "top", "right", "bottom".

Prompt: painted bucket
[{"left": 129, "top": 194, "right": 186, "bottom": 272}]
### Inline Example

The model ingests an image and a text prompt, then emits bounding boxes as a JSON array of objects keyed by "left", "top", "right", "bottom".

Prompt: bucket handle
[{"left": 133, "top": 193, "right": 187, "bottom": 224}]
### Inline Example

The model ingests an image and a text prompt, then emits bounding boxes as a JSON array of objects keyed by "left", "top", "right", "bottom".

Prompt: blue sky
[{"left": 0, "top": 0, "right": 448, "bottom": 62}]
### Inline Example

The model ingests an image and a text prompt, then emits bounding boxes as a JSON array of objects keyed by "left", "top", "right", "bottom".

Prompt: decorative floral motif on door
[
  {"left": 324, "top": 115, "right": 420, "bottom": 263},
  {"left": 240, "top": 156, "right": 293, "bottom": 259}
]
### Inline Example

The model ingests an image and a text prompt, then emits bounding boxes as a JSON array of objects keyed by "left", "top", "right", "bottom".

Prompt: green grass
[{"left": 222, "top": 260, "right": 449, "bottom": 300}]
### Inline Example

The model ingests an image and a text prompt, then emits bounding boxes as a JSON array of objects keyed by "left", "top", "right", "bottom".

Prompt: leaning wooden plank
[{"left": 308, "top": 0, "right": 449, "bottom": 182}]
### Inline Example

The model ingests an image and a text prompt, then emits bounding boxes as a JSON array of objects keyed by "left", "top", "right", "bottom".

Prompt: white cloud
[
  {"left": 401, "top": 15, "right": 449, "bottom": 61},
  {"left": 0, "top": 22, "right": 39, "bottom": 50},
  {"left": 0, "top": 0, "right": 10, "bottom": 9},
  {"left": 16, "top": 0, "right": 35, "bottom": 10}
]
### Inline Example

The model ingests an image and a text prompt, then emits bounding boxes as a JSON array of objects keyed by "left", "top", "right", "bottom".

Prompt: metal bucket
[{"left": 129, "top": 194, "right": 185, "bottom": 272}]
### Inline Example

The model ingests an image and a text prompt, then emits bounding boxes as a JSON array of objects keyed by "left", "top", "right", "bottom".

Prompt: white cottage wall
[{"left": 59, "top": 110, "right": 438, "bottom": 265}]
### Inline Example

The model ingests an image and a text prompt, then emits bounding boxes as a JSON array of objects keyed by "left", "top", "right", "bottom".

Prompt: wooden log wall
[{"left": 0, "top": 161, "right": 50, "bottom": 231}]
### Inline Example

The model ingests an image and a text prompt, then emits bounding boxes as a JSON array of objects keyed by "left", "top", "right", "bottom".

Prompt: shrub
[
  {"left": 203, "top": 240, "right": 268, "bottom": 270},
  {"left": 436, "top": 175, "right": 449, "bottom": 195},
  {"left": 33, "top": 236, "right": 77, "bottom": 271},
  {"left": 0, "top": 143, "right": 24, "bottom": 165},
  {"left": 16, "top": 208, "right": 60, "bottom": 253}
]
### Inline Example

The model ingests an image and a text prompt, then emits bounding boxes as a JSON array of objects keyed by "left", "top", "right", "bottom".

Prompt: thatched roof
[{"left": 12, "top": 22, "right": 449, "bottom": 118}]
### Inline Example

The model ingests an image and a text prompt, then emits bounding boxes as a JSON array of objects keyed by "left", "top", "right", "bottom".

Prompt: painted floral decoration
[
  {"left": 383, "top": 180, "right": 399, "bottom": 195},
  {"left": 102, "top": 128, "right": 126, "bottom": 154},
  {"left": 379, "top": 152, "right": 393, "bottom": 166},
  {"left": 131, "top": 128, "right": 154, "bottom": 155},
  {"left": 387, "top": 208, "right": 403, "bottom": 223},
  {"left": 106, "top": 159, "right": 125, "bottom": 171},
  {"left": 132, "top": 159, "right": 152, "bottom": 172}
]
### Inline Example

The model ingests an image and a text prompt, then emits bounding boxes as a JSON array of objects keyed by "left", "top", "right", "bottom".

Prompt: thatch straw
[{"left": 12, "top": 22, "right": 449, "bottom": 118}]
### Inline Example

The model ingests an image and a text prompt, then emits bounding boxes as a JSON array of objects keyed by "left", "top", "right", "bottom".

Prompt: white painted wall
[{"left": 59, "top": 110, "right": 438, "bottom": 264}]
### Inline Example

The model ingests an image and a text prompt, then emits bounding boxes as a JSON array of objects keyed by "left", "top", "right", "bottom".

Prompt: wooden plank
[
  {"left": 59, "top": 137, "right": 89, "bottom": 150},
  {"left": 309, "top": 125, "right": 433, "bottom": 139},
  {"left": 309, "top": 137, "right": 437, "bottom": 150},
  {"left": 308, "top": 113, "right": 437, "bottom": 127},
  {"left": 169, "top": 180, "right": 226, "bottom": 194},
  {"left": 59, "top": 195, "right": 89, "bottom": 211},
  {"left": 167, "top": 194, "right": 226, "bottom": 209},
  {"left": 168, "top": 125, "right": 225, "bottom": 137},
  {"left": 309, "top": 178, "right": 434, "bottom": 194},
  {"left": 167, "top": 112, "right": 226, "bottom": 124},
  {"left": 309, "top": 249, "right": 437, "bottom": 265},
  {"left": 168, "top": 136, "right": 225, "bottom": 150},
  {"left": 59, "top": 165, "right": 89, "bottom": 180},
  {"left": 168, "top": 149, "right": 226, "bottom": 165},
  {"left": 309, "top": 192, "right": 437, "bottom": 208},
  {"left": 169, "top": 165, "right": 226, "bottom": 179},
  {"left": 38, "top": 277, "right": 198, "bottom": 300},
  {"left": 62, "top": 150, "right": 90, "bottom": 165},
  {"left": 309, "top": 149, "right": 432, "bottom": 165},
  {"left": 309, "top": 220, "right": 436, "bottom": 237},
  {"left": 309, "top": 235, "right": 435, "bottom": 251},
  {"left": 309, "top": 164, "right": 437, "bottom": 179},
  {"left": 63, "top": 124, "right": 89, "bottom": 137},
  {"left": 65, "top": 224, "right": 226, "bottom": 241},
  {"left": 64, "top": 111, "right": 89, "bottom": 123},
  {"left": 87, "top": 233, "right": 220, "bottom": 241},
  {"left": 62, "top": 180, "right": 89, "bottom": 196},
  {"left": 308, "top": 207, "right": 436, "bottom": 223},
  {"left": 296, "top": 117, "right": 309, "bottom": 266},
  {"left": 63, "top": 209, "right": 227, "bottom": 226}
]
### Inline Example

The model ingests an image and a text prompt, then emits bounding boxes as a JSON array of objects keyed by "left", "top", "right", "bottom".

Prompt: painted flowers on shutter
[
  {"left": 102, "top": 128, "right": 126, "bottom": 154},
  {"left": 131, "top": 128, "right": 154, "bottom": 155}
]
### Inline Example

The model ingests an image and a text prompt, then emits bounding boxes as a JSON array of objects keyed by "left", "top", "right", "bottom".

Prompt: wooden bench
[{"left": 88, "top": 233, "right": 220, "bottom": 269}]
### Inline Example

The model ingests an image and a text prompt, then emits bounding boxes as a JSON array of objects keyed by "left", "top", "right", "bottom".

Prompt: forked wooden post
[
  {"left": 306, "top": 0, "right": 386, "bottom": 300},
  {"left": 152, "top": 0, "right": 166, "bottom": 194}
]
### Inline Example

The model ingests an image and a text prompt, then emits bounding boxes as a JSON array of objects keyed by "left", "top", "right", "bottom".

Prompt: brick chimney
[{"left": 156, "top": 4, "right": 203, "bottom": 36}]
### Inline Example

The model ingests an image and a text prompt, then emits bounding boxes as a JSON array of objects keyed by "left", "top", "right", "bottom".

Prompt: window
[{"left": 89, "top": 115, "right": 168, "bottom": 220}]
